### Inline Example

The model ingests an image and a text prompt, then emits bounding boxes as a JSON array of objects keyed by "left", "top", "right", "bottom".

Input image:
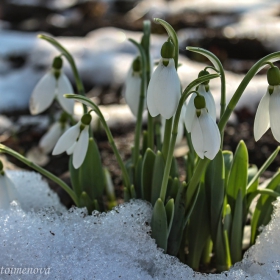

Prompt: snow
[{"left": 0, "top": 170, "right": 280, "bottom": 279}]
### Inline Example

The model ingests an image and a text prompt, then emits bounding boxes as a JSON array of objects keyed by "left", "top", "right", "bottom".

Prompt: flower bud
[
  {"left": 198, "top": 70, "right": 210, "bottom": 85},
  {"left": 161, "top": 41, "right": 175, "bottom": 60},
  {"left": 194, "top": 95, "right": 206, "bottom": 110},
  {"left": 267, "top": 66, "right": 280, "bottom": 86},
  {"left": 81, "top": 113, "right": 92, "bottom": 125}
]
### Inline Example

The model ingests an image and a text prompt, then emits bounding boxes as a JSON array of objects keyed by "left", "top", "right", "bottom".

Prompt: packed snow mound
[{"left": 0, "top": 171, "right": 280, "bottom": 279}]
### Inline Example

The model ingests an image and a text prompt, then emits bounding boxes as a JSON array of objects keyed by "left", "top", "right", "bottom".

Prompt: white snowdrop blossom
[
  {"left": 124, "top": 67, "right": 143, "bottom": 117},
  {"left": 254, "top": 86, "right": 280, "bottom": 142},
  {"left": 29, "top": 57, "right": 74, "bottom": 115},
  {"left": 0, "top": 172, "right": 20, "bottom": 210},
  {"left": 147, "top": 58, "right": 181, "bottom": 119},
  {"left": 185, "top": 95, "right": 220, "bottom": 160},
  {"left": 52, "top": 114, "right": 92, "bottom": 169},
  {"left": 39, "top": 122, "right": 70, "bottom": 154}
]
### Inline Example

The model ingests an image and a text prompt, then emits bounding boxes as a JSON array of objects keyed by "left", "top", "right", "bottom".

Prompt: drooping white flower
[
  {"left": 29, "top": 57, "right": 74, "bottom": 115},
  {"left": 185, "top": 94, "right": 220, "bottom": 160},
  {"left": 147, "top": 58, "right": 181, "bottom": 119},
  {"left": 0, "top": 172, "right": 20, "bottom": 210},
  {"left": 39, "top": 122, "right": 70, "bottom": 154},
  {"left": 52, "top": 114, "right": 91, "bottom": 169},
  {"left": 185, "top": 85, "right": 216, "bottom": 132},
  {"left": 254, "top": 86, "right": 280, "bottom": 142},
  {"left": 124, "top": 58, "right": 144, "bottom": 117}
]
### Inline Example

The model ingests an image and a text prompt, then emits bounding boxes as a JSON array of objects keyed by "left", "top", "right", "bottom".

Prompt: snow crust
[{"left": 0, "top": 171, "right": 280, "bottom": 279}]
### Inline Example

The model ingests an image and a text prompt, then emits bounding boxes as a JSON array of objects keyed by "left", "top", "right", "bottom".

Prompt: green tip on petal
[
  {"left": 194, "top": 95, "right": 206, "bottom": 109},
  {"left": 59, "top": 111, "right": 68, "bottom": 123},
  {"left": 267, "top": 66, "right": 280, "bottom": 86},
  {"left": 81, "top": 113, "right": 92, "bottom": 125},
  {"left": 0, "top": 160, "right": 3, "bottom": 173},
  {"left": 161, "top": 41, "right": 175, "bottom": 59},
  {"left": 52, "top": 56, "right": 63, "bottom": 70}
]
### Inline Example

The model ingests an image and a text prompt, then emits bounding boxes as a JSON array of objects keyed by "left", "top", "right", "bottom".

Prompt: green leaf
[
  {"left": 166, "top": 177, "right": 180, "bottom": 200},
  {"left": 69, "top": 155, "right": 82, "bottom": 197},
  {"left": 79, "top": 138, "right": 105, "bottom": 200},
  {"left": 230, "top": 189, "right": 243, "bottom": 263},
  {"left": 170, "top": 157, "right": 179, "bottom": 179},
  {"left": 134, "top": 155, "right": 143, "bottom": 198},
  {"left": 151, "top": 198, "right": 168, "bottom": 252},
  {"left": 104, "top": 168, "right": 117, "bottom": 210},
  {"left": 247, "top": 147, "right": 280, "bottom": 193},
  {"left": 205, "top": 150, "right": 225, "bottom": 240},
  {"left": 167, "top": 182, "right": 187, "bottom": 256},
  {"left": 250, "top": 170, "right": 280, "bottom": 244},
  {"left": 227, "top": 141, "right": 248, "bottom": 205},
  {"left": 151, "top": 151, "right": 165, "bottom": 205},
  {"left": 79, "top": 191, "right": 94, "bottom": 214},
  {"left": 141, "top": 148, "right": 156, "bottom": 201},
  {"left": 223, "top": 151, "right": 233, "bottom": 186},
  {"left": 165, "top": 198, "right": 175, "bottom": 237},
  {"left": 187, "top": 183, "right": 211, "bottom": 270}
]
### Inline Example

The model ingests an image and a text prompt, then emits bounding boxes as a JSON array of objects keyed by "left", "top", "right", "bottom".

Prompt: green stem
[
  {"left": 128, "top": 39, "right": 147, "bottom": 166},
  {"left": 65, "top": 95, "right": 130, "bottom": 188},
  {"left": 218, "top": 51, "right": 280, "bottom": 133},
  {"left": 0, "top": 144, "right": 79, "bottom": 205},
  {"left": 38, "top": 34, "right": 87, "bottom": 113},
  {"left": 161, "top": 117, "right": 173, "bottom": 161}
]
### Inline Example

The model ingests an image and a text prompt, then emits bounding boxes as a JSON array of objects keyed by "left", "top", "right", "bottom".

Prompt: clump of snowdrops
[{"left": 1, "top": 19, "right": 280, "bottom": 272}]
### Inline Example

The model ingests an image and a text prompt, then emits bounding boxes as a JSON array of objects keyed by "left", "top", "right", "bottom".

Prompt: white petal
[
  {"left": 73, "top": 126, "right": 89, "bottom": 169},
  {"left": 66, "top": 142, "right": 76, "bottom": 155},
  {"left": 184, "top": 93, "right": 196, "bottom": 132},
  {"left": 124, "top": 72, "right": 142, "bottom": 117},
  {"left": 199, "top": 109, "right": 221, "bottom": 160},
  {"left": 269, "top": 86, "right": 280, "bottom": 142},
  {"left": 254, "top": 90, "right": 270, "bottom": 141},
  {"left": 39, "top": 122, "right": 62, "bottom": 154},
  {"left": 52, "top": 122, "right": 80, "bottom": 155},
  {"left": 191, "top": 114, "right": 204, "bottom": 159},
  {"left": 29, "top": 72, "right": 56, "bottom": 115},
  {"left": 56, "top": 73, "right": 75, "bottom": 115},
  {"left": 198, "top": 85, "right": 216, "bottom": 121},
  {"left": 153, "top": 59, "right": 181, "bottom": 119},
  {"left": 147, "top": 64, "right": 160, "bottom": 117},
  {"left": 176, "top": 120, "right": 184, "bottom": 145}
]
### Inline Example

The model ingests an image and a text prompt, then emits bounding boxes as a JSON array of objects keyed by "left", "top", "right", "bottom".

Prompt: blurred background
[{"left": 1, "top": 0, "right": 280, "bottom": 205}]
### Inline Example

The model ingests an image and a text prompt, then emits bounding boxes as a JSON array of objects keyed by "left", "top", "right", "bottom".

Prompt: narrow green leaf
[
  {"left": 79, "top": 191, "right": 94, "bottom": 214},
  {"left": 104, "top": 168, "right": 117, "bottom": 210},
  {"left": 205, "top": 150, "right": 225, "bottom": 239},
  {"left": 187, "top": 183, "right": 211, "bottom": 271},
  {"left": 79, "top": 138, "right": 105, "bottom": 200},
  {"left": 170, "top": 157, "right": 179, "bottom": 179},
  {"left": 230, "top": 189, "right": 243, "bottom": 263},
  {"left": 134, "top": 155, "right": 143, "bottom": 198},
  {"left": 151, "top": 151, "right": 165, "bottom": 205},
  {"left": 141, "top": 148, "right": 156, "bottom": 201},
  {"left": 227, "top": 141, "right": 248, "bottom": 204},
  {"left": 223, "top": 151, "right": 233, "bottom": 186},
  {"left": 247, "top": 147, "right": 280, "bottom": 193},
  {"left": 151, "top": 198, "right": 168, "bottom": 252},
  {"left": 167, "top": 177, "right": 180, "bottom": 200},
  {"left": 69, "top": 155, "right": 82, "bottom": 197},
  {"left": 167, "top": 182, "right": 187, "bottom": 256},
  {"left": 130, "top": 185, "right": 136, "bottom": 199},
  {"left": 250, "top": 170, "right": 280, "bottom": 244},
  {"left": 165, "top": 198, "right": 174, "bottom": 237}
]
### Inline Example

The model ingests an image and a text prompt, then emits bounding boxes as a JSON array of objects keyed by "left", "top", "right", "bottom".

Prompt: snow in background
[{"left": 0, "top": 171, "right": 280, "bottom": 279}]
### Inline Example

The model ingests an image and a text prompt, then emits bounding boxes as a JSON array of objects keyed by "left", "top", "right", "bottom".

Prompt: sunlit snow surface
[{"left": 0, "top": 171, "right": 280, "bottom": 279}]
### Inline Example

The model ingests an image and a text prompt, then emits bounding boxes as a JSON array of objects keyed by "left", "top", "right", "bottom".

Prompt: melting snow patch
[{"left": 0, "top": 171, "right": 280, "bottom": 279}]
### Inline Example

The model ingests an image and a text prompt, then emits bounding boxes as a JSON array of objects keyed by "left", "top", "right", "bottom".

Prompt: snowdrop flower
[
  {"left": 124, "top": 57, "right": 143, "bottom": 117},
  {"left": 185, "top": 94, "right": 220, "bottom": 160},
  {"left": 52, "top": 113, "right": 92, "bottom": 169},
  {"left": 0, "top": 162, "right": 20, "bottom": 210},
  {"left": 39, "top": 113, "right": 70, "bottom": 154},
  {"left": 147, "top": 41, "right": 181, "bottom": 119},
  {"left": 254, "top": 66, "right": 280, "bottom": 142},
  {"left": 29, "top": 56, "right": 74, "bottom": 115}
]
